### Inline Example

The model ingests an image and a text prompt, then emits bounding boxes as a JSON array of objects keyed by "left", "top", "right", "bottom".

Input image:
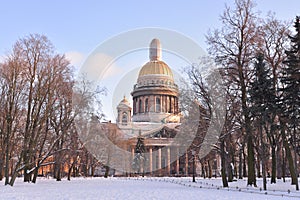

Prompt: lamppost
[{"left": 192, "top": 150, "right": 196, "bottom": 182}]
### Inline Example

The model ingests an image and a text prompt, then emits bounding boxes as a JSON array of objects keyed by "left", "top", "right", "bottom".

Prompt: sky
[{"left": 1, "top": 0, "right": 299, "bottom": 121}]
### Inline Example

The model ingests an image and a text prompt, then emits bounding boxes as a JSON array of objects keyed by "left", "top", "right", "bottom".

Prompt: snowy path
[{"left": 1, "top": 177, "right": 299, "bottom": 200}]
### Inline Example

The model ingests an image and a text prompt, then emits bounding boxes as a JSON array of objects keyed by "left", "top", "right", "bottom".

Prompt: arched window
[
  {"left": 139, "top": 99, "right": 143, "bottom": 113},
  {"left": 156, "top": 97, "right": 161, "bottom": 112},
  {"left": 145, "top": 98, "right": 149, "bottom": 112},
  {"left": 122, "top": 112, "right": 128, "bottom": 125}
]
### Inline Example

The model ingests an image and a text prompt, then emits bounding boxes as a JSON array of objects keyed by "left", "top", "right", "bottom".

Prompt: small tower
[{"left": 117, "top": 96, "right": 132, "bottom": 126}]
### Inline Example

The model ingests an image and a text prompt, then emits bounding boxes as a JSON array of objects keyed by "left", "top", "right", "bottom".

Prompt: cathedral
[
  {"left": 116, "top": 38, "right": 180, "bottom": 129},
  {"left": 113, "top": 38, "right": 197, "bottom": 176}
]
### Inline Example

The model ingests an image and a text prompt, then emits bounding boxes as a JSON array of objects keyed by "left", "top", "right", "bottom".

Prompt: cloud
[
  {"left": 65, "top": 51, "right": 85, "bottom": 67},
  {"left": 79, "top": 53, "right": 123, "bottom": 82}
]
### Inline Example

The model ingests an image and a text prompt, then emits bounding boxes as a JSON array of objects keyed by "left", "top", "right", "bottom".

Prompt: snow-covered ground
[{"left": 1, "top": 177, "right": 299, "bottom": 200}]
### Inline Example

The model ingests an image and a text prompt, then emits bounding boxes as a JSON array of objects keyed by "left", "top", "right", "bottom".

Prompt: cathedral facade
[{"left": 115, "top": 39, "right": 193, "bottom": 176}]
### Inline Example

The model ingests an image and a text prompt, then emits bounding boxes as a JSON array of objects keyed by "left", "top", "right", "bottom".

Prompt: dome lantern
[
  {"left": 149, "top": 38, "right": 162, "bottom": 61},
  {"left": 138, "top": 39, "right": 173, "bottom": 79}
]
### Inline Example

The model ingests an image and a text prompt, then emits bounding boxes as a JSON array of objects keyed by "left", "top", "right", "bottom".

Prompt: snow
[{"left": 1, "top": 177, "right": 299, "bottom": 200}]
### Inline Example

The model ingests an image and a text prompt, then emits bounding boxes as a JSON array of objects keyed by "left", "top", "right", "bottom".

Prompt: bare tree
[
  {"left": 258, "top": 13, "right": 291, "bottom": 183},
  {"left": 0, "top": 55, "right": 25, "bottom": 185},
  {"left": 206, "top": 0, "right": 260, "bottom": 186},
  {"left": 0, "top": 34, "right": 77, "bottom": 185}
]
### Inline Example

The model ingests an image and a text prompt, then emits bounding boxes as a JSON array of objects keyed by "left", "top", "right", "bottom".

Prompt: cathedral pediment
[{"left": 142, "top": 124, "right": 180, "bottom": 139}]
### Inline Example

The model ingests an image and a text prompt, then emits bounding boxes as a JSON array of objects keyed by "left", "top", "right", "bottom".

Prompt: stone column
[
  {"left": 176, "top": 147, "right": 180, "bottom": 175},
  {"left": 149, "top": 147, "right": 153, "bottom": 174},
  {"left": 185, "top": 151, "right": 188, "bottom": 176},
  {"left": 150, "top": 95, "right": 155, "bottom": 112},
  {"left": 140, "top": 96, "right": 144, "bottom": 113},
  {"left": 167, "top": 147, "right": 171, "bottom": 175},
  {"left": 137, "top": 98, "right": 140, "bottom": 113},
  {"left": 160, "top": 95, "right": 163, "bottom": 112},
  {"left": 174, "top": 97, "right": 178, "bottom": 113},
  {"left": 165, "top": 95, "right": 168, "bottom": 113},
  {"left": 134, "top": 98, "right": 137, "bottom": 114},
  {"left": 145, "top": 96, "right": 149, "bottom": 113},
  {"left": 161, "top": 95, "right": 164, "bottom": 112},
  {"left": 158, "top": 147, "right": 162, "bottom": 176},
  {"left": 153, "top": 96, "right": 156, "bottom": 112},
  {"left": 131, "top": 147, "right": 135, "bottom": 161},
  {"left": 171, "top": 96, "right": 174, "bottom": 113},
  {"left": 131, "top": 146, "right": 135, "bottom": 173},
  {"left": 167, "top": 96, "right": 170, "bottom": 113}
]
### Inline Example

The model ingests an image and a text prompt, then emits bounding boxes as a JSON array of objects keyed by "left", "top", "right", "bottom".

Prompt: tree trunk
[
  {"left": 262, "top": 152, "right": 267, "bottom": 190},
  {"left": 201, "top": 162, "right": 206, "bottom": 178},
  {"left": 208, "top": 160, "right": 212, "bottom": 178},
  {"left": 53, "top": 163, "right": 57, "bottom": 179},
  {"left": 243, "top": 147, "right": 247, "bottom": 177},
  {"left": 234, "top": 163, "right": 238, "bottom": 179},
  {"left": 282, "top": 148, "right": 286, "bottom": 182},
  {"left": 293, "top": 151, "right": 299, "bottom": 190},
  {"left": 271, "top": 144, "right": 276, "bottom": 183},
  {"left": 56, "top": 164, "right": 62, "bottom": 181},
  {"left": 247, "top": 133, "right": 256, "bottom": 186},
  {"left": 277, "top": 142, "right": 283, "bottom": 179},
  {"left": 220, "top": 140, "right": 228, "bottom": 187},
  {"left": 256, "top": 155, "right": 261, "bottom": 178},
  {"left": 8, "top": 158, "right": 23, "bottom": 186},
  {"left": 104, "top": 165, "right": 110, "bottom": 178},
  {"left": 281, "top": 123, "right": 298, "bottom": 189},
  {"left": 91, "top": 165, "right": 95, "bottom": 177},
  {"left": 292, "top": 125, "right": 299, "bottom": 190},
  {"left": 67, "top": 157, "right": 78, "bottom": 181},
  {"left": 282, "top": 130, "right": 298, "bottom": 188},
  {"left": 55, "top": 153, "right": 62, "bottom": 181},
  {"left": 227, "top": 146, "right": 234, "bottom": 182},
  {"left": 73, "top": 166, "right": 78, "bottom": 177},
  {"left": 32, "top": 167, "right": 39, "bottom": 183},
  {"left": 260, "top": 125, "right": 267, "bottom": 190},
  {"left": 67, "top": 167, "right": 72, "bottom": 181},
  {"left": 4, "top": 134, "right": 10, "bottom": 185},
  {"left": 204, "top": 164, "right": 208, "bottom": 178},
  {"left": 24, "top": 168, "right": 32, "bottom": 182},
  {"left": 238, "top": 147, "right": 243, "bottom": 179},
  {"left": 23, "top": 150, "right": 31, "bottom": 183},
  {"left": 9, "top": 171, "right": 18, "bottom": 186},
  {"left": 0, "top": 154, "right": 4, "bottom": 181},
  {"left": 227, "top": 163, "right": 233, "bottom": 182}
]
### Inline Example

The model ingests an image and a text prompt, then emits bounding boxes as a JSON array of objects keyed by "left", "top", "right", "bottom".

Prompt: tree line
[
  {"left": 0, "top": 34, "right": 106, "bottom": 186},
  {"left": 185, "top": 0, "right": 299, "bottom": 191}
]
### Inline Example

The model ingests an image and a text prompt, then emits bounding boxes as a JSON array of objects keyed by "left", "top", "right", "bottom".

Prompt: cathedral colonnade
[
  {"left": 133, "top": 95, "right": 179, "bottom": 114},
  {"left": 129, "top": 143, "right": 190, "bottom": 176}
]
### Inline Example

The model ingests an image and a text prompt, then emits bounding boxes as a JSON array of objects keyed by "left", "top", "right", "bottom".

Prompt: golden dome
[
  {"left": 138, "top": 60, "right": 173, "bottom": 78},
  {"left": 120, "top": 95, "right": 129, "bottom": 103},
  {"left": 117, "top": 96, "right": 131, "bottom": 108}
]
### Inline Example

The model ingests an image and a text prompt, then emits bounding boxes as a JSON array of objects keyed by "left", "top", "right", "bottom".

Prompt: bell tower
[{"left": 116, "top": 96, "right": 132, "bottom": 126}]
